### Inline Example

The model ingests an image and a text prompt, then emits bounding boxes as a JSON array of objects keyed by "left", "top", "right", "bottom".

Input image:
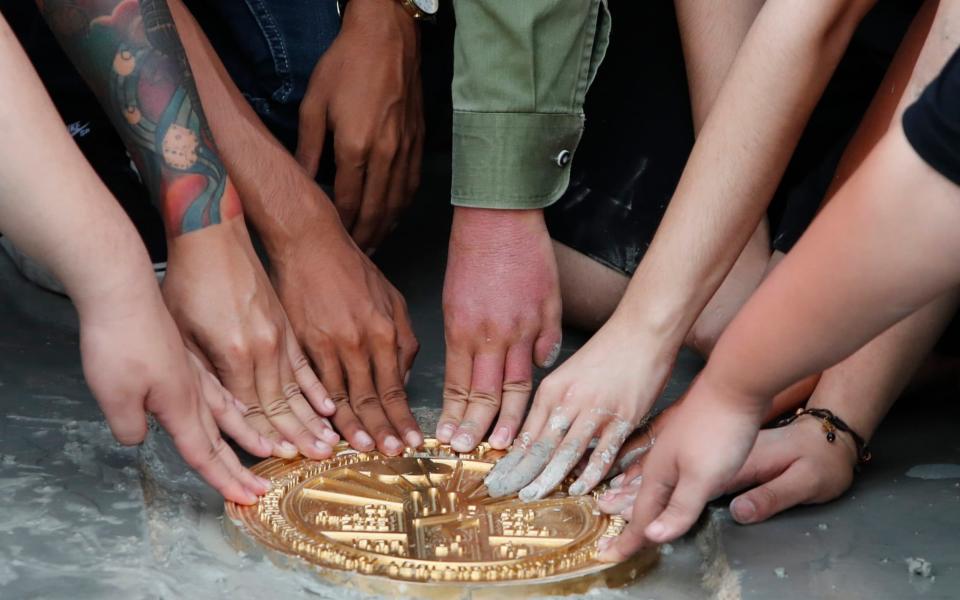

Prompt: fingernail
[
  {"left": 627, "top": 475, "right": 643, "bottom": 488},
  {"left": 355, "top": 431, "right": 375, "bottom": 450},
  {"left": 278, "top": 441, "right": 297, "bottom": 456},
  {"left": 543, "top": 342, "right": 562, "bottom": 368},
  {"left": 384, "top": 435, "right": 403, "bottom": 455},
  {"left": 489, "top": 426, "right": 511, "bottom": 449},
  {"left": 233, "top": 398, "right": 249, "bottom": 414},
  {"left": 405, "top": 430, "right": 423, "bottom": 448},
  {"left": 597, "top": 537, "right": 612, "bottom": 552},
  {"left": 610, "top": 474, "right": 625, "bottom": 489},
  {"left": 322, "top": 429, "right": 341, "bottom": 445},
  {"left": 322, "top": 397, "right": 336, "bottom": 413},
  {"left": 600, "top": 490, "right": 618, "bottom": 503},
  {"left": 731, "top": 497, "right": 756, "bottom": 523},
  {"left": 257, "top": 476, "right": 273, "bottom": 491},
  {"left": 436, "top": 423, "right": 455, "bottom": 442},
  {"left": 620, "top": 506, "right": 633, "bottom": 519},
  {"left": 451, "top": 432, "right": 474, "bottom": 452},
  {"left": 519, "top": 485, "right": 540, "bottom": 502},
  {"left": 241, "top": 491, "right": 259, "bottom": 505},
  {"left": 314, "top": 440, "right": 332, "bottom": 454},
  {"left": 646, "top": 521, "right": 666, "bottom": 540},
  {"left": 569, "top": 481, "right": 587, "bottom": 496}
]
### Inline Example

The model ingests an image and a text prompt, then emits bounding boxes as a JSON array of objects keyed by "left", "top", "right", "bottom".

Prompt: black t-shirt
[{"left": 903, "top": 47, "right": 960, "bottom": 186}]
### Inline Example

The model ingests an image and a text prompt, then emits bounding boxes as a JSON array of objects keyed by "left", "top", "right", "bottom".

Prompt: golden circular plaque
[{"left": 224, "top": 439, "right": 657, "bottom": 598}]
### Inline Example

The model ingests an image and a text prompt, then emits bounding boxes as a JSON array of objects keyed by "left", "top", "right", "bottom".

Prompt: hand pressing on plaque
[
  {"left": 482, "top": 311, "right": 672, "bottom": 501},
  {"left": 596, "top": 374, "right": 765, "bottom": 561},
  {"left": 295, "top": 0, "right": 424, "bottom": 251},
  {"left": 81, "top": 293, "right": 275, "bottom": 505},
  {"left": 164, "top": 219, "right": 341, "bottom": 460},
  {"left": 438, "top": 207, "right": 563, "bottom": 454}
]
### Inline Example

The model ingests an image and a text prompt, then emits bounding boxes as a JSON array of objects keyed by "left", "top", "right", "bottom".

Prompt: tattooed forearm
[{"left": 38, "top": 0, "right": 240, "bottom": 235}]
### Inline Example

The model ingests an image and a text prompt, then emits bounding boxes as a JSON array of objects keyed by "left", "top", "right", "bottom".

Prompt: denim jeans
[{"left": 183, "top": 0, "right": 342, "bottom": 152}]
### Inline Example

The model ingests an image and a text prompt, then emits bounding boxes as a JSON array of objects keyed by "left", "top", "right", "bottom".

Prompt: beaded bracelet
[{"left": 776, "top": 407, "right": 872, "bottom": 464}]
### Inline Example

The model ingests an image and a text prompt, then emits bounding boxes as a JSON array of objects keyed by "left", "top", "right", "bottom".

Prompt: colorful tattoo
[{"left": 39, "top": 0, "right": 241, "bottom": 235}]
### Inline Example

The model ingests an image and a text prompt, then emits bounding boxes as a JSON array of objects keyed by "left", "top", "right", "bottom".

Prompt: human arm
[
  {"left": 166, "top": 0, "right": 422, "bottom": 454},
  {"left": 437, "top": 0, "right": 610, "bottom": 452},
  {"left": 0, "top": 16, "right": 270, "bottom": 503},
  {"left": 294, "top": 0, "right": 423, "bottom": 251},
  {"left": 37, "top": 0, "right": 339, "bottom": 460},
  {"left": 599, "top": 121, "right": 960, "bottom": 560}
]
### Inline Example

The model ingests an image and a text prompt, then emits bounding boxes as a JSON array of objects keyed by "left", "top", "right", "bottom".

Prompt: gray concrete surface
[{"left": 1, "top": 193, "right": 959, "bottom": 598}]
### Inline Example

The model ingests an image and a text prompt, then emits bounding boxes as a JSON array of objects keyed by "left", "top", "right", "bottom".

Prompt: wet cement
[{"left": 1, "top": 186, "right": 959, "bottom": 598}]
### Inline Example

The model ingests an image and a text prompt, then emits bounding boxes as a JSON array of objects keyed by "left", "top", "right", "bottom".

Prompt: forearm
[
  {"left": 617, "top": 0, "right": 876, "bottom": 349},
  {"left": 0, "top": 18, "right": 157, "bottom": 313},
  {"left": 37, "top": 0, "right": 241, "bottom": 237},
  {"left": 167, "top": 0, "right": 342, "bottom": 256},
  {"left": 674, "top": 0, "right": 765, "bottom": 132},
  {"left": 705, "top": 127, "right": 960, "bottom": 407}
]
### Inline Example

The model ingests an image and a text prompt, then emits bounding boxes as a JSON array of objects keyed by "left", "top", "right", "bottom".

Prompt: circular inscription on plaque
[{"left": 224, "top": 440, "right": 656, "bottom": 591}]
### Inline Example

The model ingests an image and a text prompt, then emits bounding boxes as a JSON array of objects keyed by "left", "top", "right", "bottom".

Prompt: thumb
[
  {"left": 644, "top": 477, "right": 713, "bottom": 543},
  {"left": 295, "top": 99, "right": 328, "bottom": 178},
  {"left": 729, "top": 462, "right": 811, "bottom": 525}
]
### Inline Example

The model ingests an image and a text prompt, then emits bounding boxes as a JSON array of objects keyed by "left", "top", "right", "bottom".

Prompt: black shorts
[
  {"left": 547, "top": 0, "right": 924, "bottom": 276},
  {"left": 903, "top": 47, "right": 960, "bottom": 186}
]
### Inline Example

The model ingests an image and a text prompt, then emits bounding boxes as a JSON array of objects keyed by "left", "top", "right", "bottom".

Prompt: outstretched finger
[
  {"left": 285, "top": 323, "right": 335, "bottom": 417},
  {"left": 342, "top": 350, "right": 403, "bottom": 456},
  {"left": 280, "top": 358, "right": 339, "bottom": 451},
  {"left": 199, "top": 367, "right": 273, "bottom": 457},
  {"left": 196, "top": 397, "right": 272, "bottom": 497},
  {"left": 488, "top": 406, "right": 572, "bottom": 498},
  {"left": 519, "top": 413, "right": 597, "bottom": 501},
  {"left": 451, "top": 351, "right": 506, "bottom": 452},
  {"left": 372, "top": 341, "right": 422, "bottom": 449},
  {"left": 253, "top": 348, "right": 328, "bottom": 460},
  {"left": 156, "top": 395, "right": 259, "bottom": 505},
  {"left": 437, "top": 342, "right": 472, "bottom": 443},
  {"left": 488, "top": 342, "right": 533, "bottom": 449},
  {"left": 569, "top": 416, "right": 634, "bottom": 496},
  {"left": 598, "top": 456, "right": 677, "bottom": 562}
]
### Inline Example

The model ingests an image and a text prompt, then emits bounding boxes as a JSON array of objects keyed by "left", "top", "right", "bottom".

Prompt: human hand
[
  {"left": 597, "top": 374, "right": 766, "bottom": 561},
  {"left": 271, "top": 223, "right": 421, "bottom": 456},
  {"left": 295, "top": 0, "right": 424, "bottom": 251},
  {"left": 79, "top": 287, "right": 272, "bottom": 505},
  {"left": 725, "top": 413, "right": 858, "bottom": 524},
  {"left": 162, "top": 218, "right": 339, "bottom": 460},
  {"left": 482, "top": 311, "right": 674, "bottom": 500},
  {"left": 437, "top": 208, "right": 562, "bottom": 453}
]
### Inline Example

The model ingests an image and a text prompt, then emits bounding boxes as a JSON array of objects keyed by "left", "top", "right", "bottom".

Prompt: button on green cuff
[{"left": 451, "top": 111, "right": 585, "bottom": 209}]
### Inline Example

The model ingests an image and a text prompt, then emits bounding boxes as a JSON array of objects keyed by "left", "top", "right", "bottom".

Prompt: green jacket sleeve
[{"left": 450, "top": 0, "right": 611, "bottom": 209}]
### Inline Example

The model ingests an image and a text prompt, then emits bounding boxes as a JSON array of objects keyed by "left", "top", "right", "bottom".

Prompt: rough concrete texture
[{"left": 1, "top": 190, "right": 959, "bottom": 598}]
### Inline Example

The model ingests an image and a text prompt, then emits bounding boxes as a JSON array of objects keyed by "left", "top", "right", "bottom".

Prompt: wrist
[
  {"left": 451, "top": 207, "right": 547, "bottom": 246},
  {"left": 241, "top": 182, "right": 345, "bottom": 260},
  {"left": 343, "top": 0, "right": 420, "bottom": 38}
]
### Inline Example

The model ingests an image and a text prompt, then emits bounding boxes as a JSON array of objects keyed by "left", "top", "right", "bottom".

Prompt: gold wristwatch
[{"left": 337, "top": 0, "right": 438, "bottom": 22}]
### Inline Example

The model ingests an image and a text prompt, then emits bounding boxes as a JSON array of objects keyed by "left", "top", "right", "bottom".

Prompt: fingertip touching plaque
[{"left": 224, "top": 439, "right": 657, "bottom": 597}]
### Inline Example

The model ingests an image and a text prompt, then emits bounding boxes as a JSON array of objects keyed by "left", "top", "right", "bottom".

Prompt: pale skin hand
[
  {"left": 295, "top": 0, "right": 424, "bottom": 251},
  {"left": 80, "top": 294, "right": 275, "bottom": 504},
  {"left": 438, "top": 208, "right": 563, "bottom": 453},
  {"left": 598, "top": 413, "right": 859, "bottom": 524},
  {"left": 166, "top": 0, "right": 423, "bottom": 456},
  {"left": 597, "top": 378, "right": 765, "bottom": 561},
  {"left": 0, "top": 20, "right": 268, "bottom": 504},
  {"left": 483, "top": 315, "right": 673, "bottom": 500},
  {"left": 163, "top": 219, "right": 340, "bottom": 461}
]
